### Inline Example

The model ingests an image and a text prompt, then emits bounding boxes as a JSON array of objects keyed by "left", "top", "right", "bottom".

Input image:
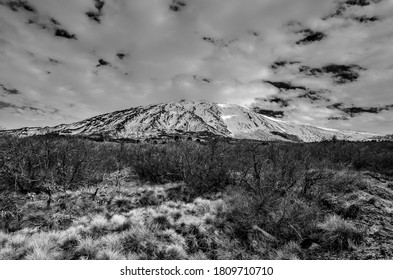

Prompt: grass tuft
[{"left": 317, "top": 214, "right": 364, "bottom": 251}]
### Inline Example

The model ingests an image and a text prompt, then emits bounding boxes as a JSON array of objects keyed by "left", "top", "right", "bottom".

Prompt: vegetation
[{"left": 0, "top": 135, "right": 392, "bottom": 259}]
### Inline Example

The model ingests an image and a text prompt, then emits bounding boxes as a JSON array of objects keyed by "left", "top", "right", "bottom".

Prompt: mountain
[
  {"left": 0, "top": 100, "right": 380, "bottom": 142},
  {"left": 369, "top": 134, "right": 393, "bottom": 142}
]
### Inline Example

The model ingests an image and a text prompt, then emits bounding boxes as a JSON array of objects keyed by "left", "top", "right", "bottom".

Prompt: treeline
[{"left": 1, "top": 135, "right": 392, "bottom": 195}]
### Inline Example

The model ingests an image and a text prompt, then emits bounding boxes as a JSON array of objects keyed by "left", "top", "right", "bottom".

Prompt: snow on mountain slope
[{"left": 0, "top": 100, "right": 380, "bottom": 142}]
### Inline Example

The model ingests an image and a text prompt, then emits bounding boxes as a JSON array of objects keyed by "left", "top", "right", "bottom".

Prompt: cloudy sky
[{"left": 0, "top": 0, "right": 393, "bottom": 134}]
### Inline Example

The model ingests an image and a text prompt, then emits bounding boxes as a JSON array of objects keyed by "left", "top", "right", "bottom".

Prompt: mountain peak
[{"left": 0, "top": 100, "right": 380, "bottom": 142}]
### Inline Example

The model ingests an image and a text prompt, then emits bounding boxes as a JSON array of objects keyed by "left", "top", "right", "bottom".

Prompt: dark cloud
[
  {"left": 264, "top": 79, "right": 330, "bottom": 103},
  {"left": 1, "top": 84, "right": 22, "bottom": 95},
  {"left": 352, "top": 15, "right": 379, "bottom": 23},
  {"left": 86, "top": 11, "right": 102, "bottom": 23},
  {"left": 94, "top": 0, "right": 105, "bottom": 11},
  {"left": 86, "top": 0, "right": 105, "bottom": 23},
  {"left": 331, "top": 0, "right": 373, "bottom": 17},
  {"left": 296, "top": 29, "right": 326, "bottom": 45},
  {"left": 253, "top": 107, "right": 285, "bottom": 118},
  {"left": 1, "top": 0, "right": 36, "bottom": 13},
  {"left": 116, "top": 52, "right": 128, "bottom": 60},
  {"left": 54, "top": 28, "right": 77, "bottom": 40},
  {"left": 26, "top": 16, "right": 77, "bottom": 40},
  {"left": 26, "top": 18, "right": 52, "bottom": 30},
  {"left": 287, "top": 22, "right": 326, "bottom": 45},
  {"left": 345, "top": 0, "right": 373, "bottom": 7},
  {"left": 26, "top": 18, "right": 48, "bottom": 30},
  {"left": 96, "top": 58, "right": 111, "bottom": 67},
  {"left": 328, "top": 102, "right": 393, "bottom": 117},
  {"left": 193, "top": 75, "right": 212, "bottom": 84},
  {"left": 0, "top": 101, "right": 15, "bottom": 109},
  {"left": 268, "top": 97, "right": 290, "bottom": 107},
  {"left": 50, "top": 18, "right": 60, "bottom": 26},
  {"left": 328, "top": 116, "right": 349, "bottom": 120},
  {"left": 169, "top": 0, "right": 186, "bottom": 12},
  {"left": 271, "top": 60, "right": 300, "bottom": 70},
  {"left": 324, "top": 0, "right": 382, "bottom": 22},
  {"left": 48, "top": 58, "right": 60, "bottom": 64},
  {"left": 202, "top": 36, "right": 235, "bottom": 47},
  {"left": 202, "top": 36, "right": 216, "bottom": 44},
  {"left": 0, "top": 100, "right": 44, "bottom": 113},
  {"left": 297, "top": 90, "right": 330, "bottom": 102},
  {"left": 21, "top": 105, "right": 44, "bottom": 113},
  {"left": 265, "top": 81, "right": 307, "bottom": 91},
  {"left": 299, "top": 64, "right": 366, "bottom": 84}
]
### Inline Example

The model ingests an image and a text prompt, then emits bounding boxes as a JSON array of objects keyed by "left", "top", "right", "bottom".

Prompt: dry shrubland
[{"left": 1, "top": 135, "right": 392, "bottom": 259}]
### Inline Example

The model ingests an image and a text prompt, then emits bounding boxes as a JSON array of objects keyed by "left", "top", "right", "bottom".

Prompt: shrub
[
  {"left": 179, "top": 141, "right": 232, "bottom": 198},
  {"left": 131, "top": 144, "right": 183, "bottom": 183}
]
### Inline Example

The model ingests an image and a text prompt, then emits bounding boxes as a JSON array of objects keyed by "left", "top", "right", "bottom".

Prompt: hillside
[{"left": 0, "top": 100, "right": 379, "bottom": 142}]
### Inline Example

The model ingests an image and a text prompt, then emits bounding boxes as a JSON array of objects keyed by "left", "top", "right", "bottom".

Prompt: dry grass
[
  {"left": 317, "top": 214, "right": 364, "bottom": 251},
  {"left": 0, "top": 161, "right": 371, "bottom": 260}
]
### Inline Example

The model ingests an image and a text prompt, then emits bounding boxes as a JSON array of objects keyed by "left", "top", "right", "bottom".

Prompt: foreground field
[
  {"left": 1, "top": 170, "right": 393, "bottom": 260},
  {"left": 1, "top": 136, "right": 393, "bottom": 259}
]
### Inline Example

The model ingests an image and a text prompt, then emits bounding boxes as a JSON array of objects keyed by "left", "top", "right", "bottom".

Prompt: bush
[
  {"left": 0, "top": 135, "right": 121, "bottom": 193},
  {"left": 131, "top": 144, "right": 183, "bottom": 183},
  {"left": 179, "top": 141, "right": 232, "bottom": 198}
]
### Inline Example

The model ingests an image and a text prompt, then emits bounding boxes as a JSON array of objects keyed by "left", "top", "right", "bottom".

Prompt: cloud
[
  {"left": 271, "top": 60, "right": 300, "bottom": 70},
  {"left": 0, "top": 0, "right": 36, "bottom": 13},
  {"left": 116, "top": 52, "right": 128, "bottom": 60},
  {"left": 265, "top": 81, "right": 307, "bottom": 91},
  {"left": 86, "top": 0, "right": 105, "bottom": 23},
  {"left": 328, "top": 102, "right": 393, "bottom": 117},
  {"left": 351, "top": 15, "right": 380, "bottom": 22},
  {"left": 0, "top": 100, "right": 15, "bottom": 109},
  {"left": 0, "top": 0, "right": 392, "bottom": 134},
  {"left": 253, "top": 107, "right": 285, "bottom": 118},
  {"left": 54, "top": 28, "right": 77, "bottom": 39},
  {"left": 265, "top": 96, "right": 290, "bottom": 108},
  {"left": 169, "top": 0, "right": 187, "bottom": 12},
  {"left": 296, "top": 29, "right": 327, "bottom": 45},
  {"left": 1, "top": 83, "right": 22, "bottom": 94},
  {"left": 0, "top": 100, "right": 44, "bottom": 113},
  {"left": 324, "top": 0, "right": 383, "bottom": 19},
  {"left": 96, "top": 58, "right": 111, "bottom": 67},
  {"left": 297, "top": 90, "right": 330, "bottom": 102},
  {"left": 299, "top": 64, "right": 366, "bottom": 84}
]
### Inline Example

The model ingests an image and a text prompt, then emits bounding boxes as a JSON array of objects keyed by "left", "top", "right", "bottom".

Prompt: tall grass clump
[{"left": 317, "top": 214, "right": 364, "bottom": 251}]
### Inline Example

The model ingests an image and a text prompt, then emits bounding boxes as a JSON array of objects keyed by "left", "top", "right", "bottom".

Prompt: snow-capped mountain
[{"left": 0, "top": 100, "right": 380, "bottom": 142}]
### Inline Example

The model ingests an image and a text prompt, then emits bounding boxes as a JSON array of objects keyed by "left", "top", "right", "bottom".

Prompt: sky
[{"left": 0, "top": 0, "right": 393, "bottom": 134}]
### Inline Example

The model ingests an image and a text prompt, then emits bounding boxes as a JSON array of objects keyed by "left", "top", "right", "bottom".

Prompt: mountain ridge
[{"left": 0, "top": 100, "right": 382, "bottom": 142}]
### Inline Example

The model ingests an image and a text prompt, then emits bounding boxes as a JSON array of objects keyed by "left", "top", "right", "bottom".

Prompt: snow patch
[
  {"left": 221, "top": 115, "right": 236, "bottom": 120},
  {"left": 263, "top": 115, "right": 287, "bottom": 124}
]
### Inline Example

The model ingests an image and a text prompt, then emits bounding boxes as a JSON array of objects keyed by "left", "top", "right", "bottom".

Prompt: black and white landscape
[{"left": 1, "top": 0, "right": 393, "bottom": 260}]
